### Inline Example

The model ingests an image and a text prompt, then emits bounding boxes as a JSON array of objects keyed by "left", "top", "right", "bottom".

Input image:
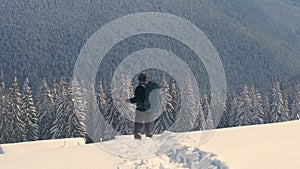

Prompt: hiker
[{"left": 121, "top": 72, "right": 159, "bottom": 140}]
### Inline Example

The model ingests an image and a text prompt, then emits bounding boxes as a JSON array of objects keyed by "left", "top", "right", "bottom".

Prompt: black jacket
[
  {"left": 127, "top": 81, "right": 160, "bottom": 112},
  {"left": 127, "top": 85, "right": 146, "bottom": 111}
]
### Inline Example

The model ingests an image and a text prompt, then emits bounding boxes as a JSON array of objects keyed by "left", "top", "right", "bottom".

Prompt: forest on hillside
[
  {"left": 1, "top": 0, "right": 300, "bottom": 95},
  {"left": 0, "top": 73, "right": 299, "bottom": 144}
]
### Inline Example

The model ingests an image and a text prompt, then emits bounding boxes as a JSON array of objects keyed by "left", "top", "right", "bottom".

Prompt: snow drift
[{"left": 1, "top": 120, "right": 300, "bottom": 169}]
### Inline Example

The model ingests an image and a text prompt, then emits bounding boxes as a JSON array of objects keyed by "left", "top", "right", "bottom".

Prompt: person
[{"left": 121, "top": 72, "right": 155, "bottom": 140}]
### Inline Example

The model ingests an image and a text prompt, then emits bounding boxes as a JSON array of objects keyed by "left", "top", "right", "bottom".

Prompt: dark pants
[{"left": 134, "top": 110, "right": 152, "bottom": 136}]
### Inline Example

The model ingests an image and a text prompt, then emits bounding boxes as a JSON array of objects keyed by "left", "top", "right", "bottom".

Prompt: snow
[
  {"left": 187, "top": 120, "right": 300, "bottom": 169},
  {"left": 0, "top": 138, "right": 85, "bottom": 154},
  {"left": 1, "top": 120, "right": 300, "bottom": 169},
  {"left": 99, "top": 131, "right": 187, "bottom": 158}
]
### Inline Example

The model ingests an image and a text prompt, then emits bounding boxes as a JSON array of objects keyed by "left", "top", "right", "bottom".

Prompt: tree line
[
  {"left": 0, "top": 75, "right": 299, "bottom": 144},
  {"left": 218, "top": 78, "right": 300, "bottom": 129},
  {"left": 0, "top": 76, "right": 86, "bottom": 144}
]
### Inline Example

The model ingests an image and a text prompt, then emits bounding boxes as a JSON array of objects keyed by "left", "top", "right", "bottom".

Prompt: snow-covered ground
[
  {"left": 0, "top": 138, "right": 85, "bottom": 154},
  {"left": 1, "top": 120, "right": 299, "bottom": 169}
]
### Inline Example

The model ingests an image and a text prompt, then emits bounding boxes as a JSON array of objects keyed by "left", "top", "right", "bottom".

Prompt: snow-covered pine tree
[
  {"left": 94, "top": 82, "right": 117, "bottom": 141},
  {"left": 8, "top": 76, "right": 26, "bottom": 143},
  {"left": 103, "top": 96, "right": 119, "bottom": 128},
  {"left": 112, "top": 76, "right": 133, "bottom": 135},
  {"left": 22, "top": 78, "right": 38, "bottom": 141},
  {"left": 98, "top": 81, "right": 107, "bottom": 112},
  {"left": 203, "top": 94, "right": 214, "bottom": 129},
  {"left": 249, "top": 86, "right": 255, "bottom": 113},
  {"left": 69, "top": 77, "right": 86, "bottom": 138},
  {"left": 37, "top": 78, "right": 55, "bottom": 140},
  {"left": 0, "top": 81, "right": 11, "bottom": 144},
  {"left": 217, "top": 93, "right": 231, "bottom": 128},
  {"left": 249, "top": 87, "right": 264, "bottom": 125},
  {"left": 104, "top": 77, "right": 131, "bottom": 135},
  {"left": 102, "top": 119, "right": 117, "bottom": 141},
  {"left": 115, "top": 114, "right": 133, "bottom": 135},
  {"left": 128, "top": 78, "right": 134, "bottom": 98},
  {"left": 52, "top": 78, "right": 59, "bottom": 102},
  {"left": 228, "top": 95, "right": 239, "bottom": 127},
  {"left": 170, "top": 80, "right": 180, "bottom": 119},
  {"left": 103, "top": 78, "right": 118, "bottom": 123},
  {"left": 269, "top": 77, "right": 289, "bottom": 123},
  {"left": 291, "top": 84, "right": 300, "bottom": 120},
  {"left": 283, "top": 90, "right": 290, "bottom": 121},
  {"left": 127, "top": 75, "right": 135, "bottom": 116},
  {"left": 51, "top": 78, "right": 71, "bottom": 139},
  {"left": 51, "top": 78, "right": 59, "bottom": 124},
  {"left": 153, "top": 76, "right": 175, "bottom": 134},
  {"left": 80, "top": 81, "right": 87, "bottom": 106},
  {"left": 192, "top": 98, "right": 207, "bottom": 131},
  {"left": 86, "top": 81, "right": 107, "bottom": 141},
  {"left": 235, "top": 85, "right": 252, "bottom": 126},
  {"left": 263, "top": 95, "right": 271, "bottom": 123},
  {"left": 117, "top": 74, "right": 135, "bottom": 121},
  {"left": 173, "top": 76, "right": 197, "bottom": 132}
]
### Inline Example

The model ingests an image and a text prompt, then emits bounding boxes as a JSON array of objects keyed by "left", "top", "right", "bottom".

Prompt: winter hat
[{"left": 138, "top": 72, "right": 147, "bottom": 82}]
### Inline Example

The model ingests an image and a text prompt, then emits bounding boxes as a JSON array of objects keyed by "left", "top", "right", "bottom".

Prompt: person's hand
[{"left": 120, "top": 98, "right": 127, "bottom": 105}]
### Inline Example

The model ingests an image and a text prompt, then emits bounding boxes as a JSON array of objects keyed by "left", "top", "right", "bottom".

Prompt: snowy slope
[
  {"left": 0, "top": 138, "right": 85, "bottom": 154},
  {"left": 190, "top": 120, "right": 300, "bottom": 169},
  {"left": 1, "top": 120, "right": 300, "bottom": 169}
]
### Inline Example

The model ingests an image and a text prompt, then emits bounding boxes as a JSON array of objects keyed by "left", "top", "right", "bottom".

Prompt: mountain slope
[{"left": 0, "top": 0, "right": 299, "bottom": 92}]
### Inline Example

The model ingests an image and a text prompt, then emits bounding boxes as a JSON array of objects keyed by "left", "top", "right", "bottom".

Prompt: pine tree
[
  {"left": 263, "top": 95, "right": 271, "bottom": 123},
  {"left": 249, "top": 87, "right": 264, "bottom": 125},
  {"left": 80, "top": 81, "right": 88, "bottom": 115},
  {"left": 103, "top": 78, "right": 131, "bottom": 135},
  {"left": 50, "top": 78, "right": 59, "bottom": 128},
  {"left": 37, "top": 78, "right": 54, "bottom": 140},
  {"left": 98, "top": 81, "right": 107, "bottom": 112},
  {"left": 117, "top": 74, "right": 135, "bottom": 121},
  {"left": 86, "top": 81, "right": 109, "bottom": 141},
  {"left": 269, "top": 77, "right": 289, "bottom": 123},
  {"left": 283, "top": 90, "right": 290, "bottom": 121},
  {"left": 192, "top": 99, "right": 207, "bottom": 131},
  {"left": 153, "top": 76, "right": 175, "bottom": 134},
  {"left": 103, "top": 78, "right": 122, "bottom": 132},
  {"left": 103, "top": 96, "right": 119, "bottom": 130},
  {"left": 291, "top": 84, "right": 300, "bottom": 120},
  {"left": 93, "top": 81, "right": 117, "bottom": 141},
  {"left": 218, "top": 93, "right": 231, "bottom": 128},
  {"left": 173, "top": 76, "right": 197, "bottom": 132},
  {"left": 115, "top": 115, "right": 133, "bottom": 135},
  {"left": 0, "top": 81, "right": 11, "bottom": 143},
  {"left": 85, "top": 84, "right": 98, "bottom": 141},
  {"left": 170, "top": 80, "right": 180, "bottom": 120},
  {"left": 127, "top": 76, "right": 135, "bottom": 116},
  {"left": 69, "top": 78, "right": 86, "bottom": 138},
  {"left": 22, "top": 78, "right": 38, "bottom": 141},
  {"left": 203, "top": 94, "right": 214, "bottom": 129},
  {"left": 235, "top": 85, "right": 252, "bottom": 126},
  {"left": 51, "top": 78, "right": 71, "bottom": 139},
  {"left": 8, "top": 76, "right": 26, "bottom": 143},
  {"left": 228, "top": 96, "right": 239, "bottom": 127},
  {"left": 52, "top": 78, "right": 59, "bottom": 102}
]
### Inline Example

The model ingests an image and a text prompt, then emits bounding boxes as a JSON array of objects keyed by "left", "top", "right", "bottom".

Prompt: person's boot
[
  {"left": 134, "top": 133, "right": 142, "bottom": 140},
  {"left": 146, "top": 133, "right": 153, "bottom": 138},
  {"left": 134, "top": 122, "right": 142, "bottom": 140},
  {"left": 145, "top": 122, "right": 153, "bottom": 138}
]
